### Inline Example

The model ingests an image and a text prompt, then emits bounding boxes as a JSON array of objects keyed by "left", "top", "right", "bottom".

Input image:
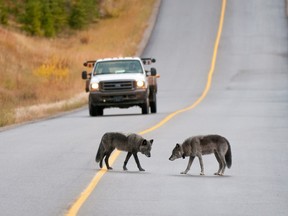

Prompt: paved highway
[{"left": 1, "top": 0, "right": 287, "bottom": 215}]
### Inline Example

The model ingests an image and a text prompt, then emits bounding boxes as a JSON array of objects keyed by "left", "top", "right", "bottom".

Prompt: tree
[
  {"left": 69, "top": 0, "right": 99, "bottom": 30},
  {"left": 42, "top": 1, "right": 55, "bottom": 37},
  {"left": 69, "top": 1, "right": 87, "bottom": 29},
  {"left": 0, "top": 0, "right": 8, "bottom": 25},
  {"left": 50, "top": 0, "right": 68, "bottom": 34},
  {"left": 22, "top": 0, "right": 43, "bottom": 36}
]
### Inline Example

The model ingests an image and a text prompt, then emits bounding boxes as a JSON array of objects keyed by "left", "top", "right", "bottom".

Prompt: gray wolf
[
  {"left": 96, "top": 132, "right": 153, "bottom": 171},
  {"left": 169, "top": 135, "right": 232, "bottom": 176}
]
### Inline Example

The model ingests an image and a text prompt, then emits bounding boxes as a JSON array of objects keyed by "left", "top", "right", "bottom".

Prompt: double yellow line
[{"left": 66, "top": 0, "right": 226, "bottom": 215}]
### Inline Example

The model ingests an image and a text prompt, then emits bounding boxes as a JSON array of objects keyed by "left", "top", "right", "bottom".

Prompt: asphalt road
[{"left": 1, "top": 0, "right": 288, "bottom": 215}]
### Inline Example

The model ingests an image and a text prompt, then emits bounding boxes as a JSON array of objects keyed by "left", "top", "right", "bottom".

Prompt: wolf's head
[
  {"left": 169, "top": 144, "right": 184, "bottom": 161},
  {"left": 139, "top": 139, "right": 153, "bottom": 157}
]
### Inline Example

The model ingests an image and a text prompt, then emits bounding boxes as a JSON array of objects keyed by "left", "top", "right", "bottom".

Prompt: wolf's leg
[
  {"left": 214, "top": 152, "right": 222, "bottom": 175},
  {"left": 133, "top": 152, "right": 145, "bottom": 171},
  {"left": 218, "top": 154, "right": 226, "bottom": 176},
  {"left": 104, "top": 151, "right": 113, "bottom": 170},
  {"left": 181, "top": 156, "right": 195, "bottom": 174},
  {"left": 123, "top": 152, "right": 132, "bottom": 171},
  {"left": 99, "top": 153, "right": 105, "bottom": 168},
  {"left": 198, "top": 155, "right": 205, "bottom": 175}
]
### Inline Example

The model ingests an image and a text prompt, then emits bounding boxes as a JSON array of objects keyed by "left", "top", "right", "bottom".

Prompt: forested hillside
[{"left": 0, "top": 0, "right": 130, "bottom": 37}]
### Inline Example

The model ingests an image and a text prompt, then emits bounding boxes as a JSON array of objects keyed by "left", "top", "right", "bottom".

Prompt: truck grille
[{"left": 100, "top": 80, "right": 135, "bottom": 91}]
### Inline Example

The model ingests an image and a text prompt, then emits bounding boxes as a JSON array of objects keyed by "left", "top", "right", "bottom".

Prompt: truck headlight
[
  {"left": 136, "top": 80, "right": 145, "bottom": 88},
  {"left": 90, "top": 82, "right": 99, "bottom": 91}
]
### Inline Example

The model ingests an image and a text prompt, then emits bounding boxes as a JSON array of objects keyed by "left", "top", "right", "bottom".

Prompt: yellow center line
[{"left": 66, "top": 0, "right": 226, "bottom": 215}]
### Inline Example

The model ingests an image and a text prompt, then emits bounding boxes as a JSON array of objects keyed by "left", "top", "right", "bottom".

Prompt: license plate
[{"left": 113, "top": 96, "right": 123, "bottom": 102}]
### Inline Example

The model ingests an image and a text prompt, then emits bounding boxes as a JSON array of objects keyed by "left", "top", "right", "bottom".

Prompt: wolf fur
[
  {"left": 169, "top": 135, "right": 232, "bottom": 176},
  {"left": 96, "top": 132, "right": 153, "bottom": 171}
]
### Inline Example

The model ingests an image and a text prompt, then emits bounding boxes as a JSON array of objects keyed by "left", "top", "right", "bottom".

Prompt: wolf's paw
[
  {"left": 180, "top": 171, "right": 187, "bottom": 174},
  {"left": 139, "top": 168, "right": 145, "bottom": 171},
  {"left": 200, "top": 172, "right": 205, "bottom": 175},
  {"left": 214, "top": 172, "right": 224, "bottom": 176},
  {"left": 123, "top": 167, "right": 128, "bottom": 171},
  {"left": 107, "top": 167, "right": 113, "bottom": 170}
]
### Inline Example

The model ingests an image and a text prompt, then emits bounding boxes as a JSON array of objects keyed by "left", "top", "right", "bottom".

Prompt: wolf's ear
[
  {"left": 176, "top": 143, "right": 180, "bottom": 148},
  {"left": 142, "top": 140, "right": 147, "bottom": 146},
  {"left": 149, "top": 139, "right": 153, "bottom": 145}
]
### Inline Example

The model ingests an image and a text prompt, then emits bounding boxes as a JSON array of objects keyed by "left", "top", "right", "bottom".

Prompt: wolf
[
  {"left": 95, "top": 132, "right": 153, "bottom": 171},
  {"left": 169, "top": 134, "right": 232, "bottom": 176}
]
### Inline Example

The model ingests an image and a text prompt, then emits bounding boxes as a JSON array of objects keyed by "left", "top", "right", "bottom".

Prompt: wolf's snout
[{"left": 169, "top": 156, "right": 174, "bottom": 161}]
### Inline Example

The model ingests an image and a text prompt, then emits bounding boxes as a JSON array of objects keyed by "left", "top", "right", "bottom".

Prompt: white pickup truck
[{"left": 81, "top": 57, "right": 158, "bottom": 116}]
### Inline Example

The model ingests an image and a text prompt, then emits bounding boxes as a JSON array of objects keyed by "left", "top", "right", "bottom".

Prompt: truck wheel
[
  {"left": 89, "top": 103, "right": 97, "bottom": 116},
  {"left": 95, "top": 106, "right": 104, "bottom": 116},
  {"left": 150, "top": 93, "right": 157, "bottom": 113},
  {"left": 141, "top": 98, "right": 149, "bottom": 114},
  {"left": 89, "top": 101, "right": 103, "bottom": 116}
]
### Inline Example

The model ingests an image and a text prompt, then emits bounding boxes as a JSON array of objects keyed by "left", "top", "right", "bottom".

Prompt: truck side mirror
[
  {"left": 82, "top": 71, "right": 87, "bottom": 79},
  {"left": 151, "top": 68, "right": 157, "bottom": 76}
]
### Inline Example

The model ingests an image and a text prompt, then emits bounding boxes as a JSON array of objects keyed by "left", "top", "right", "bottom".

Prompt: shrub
[
  {"left": 33, "top": 57, "right": 69, "bottom": 82},
  {"left": 0, "top": 91, "right": 16, "bottom": 126}
]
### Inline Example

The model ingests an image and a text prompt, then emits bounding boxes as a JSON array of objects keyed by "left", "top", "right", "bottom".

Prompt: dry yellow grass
[{"left": 0, "top": 0, "right": 156, "bottom": 127}]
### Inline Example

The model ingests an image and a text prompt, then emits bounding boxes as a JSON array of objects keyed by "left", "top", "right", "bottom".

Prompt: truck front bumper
[{"left": 89, "top": 89, "right": 148, "bottom": 108}]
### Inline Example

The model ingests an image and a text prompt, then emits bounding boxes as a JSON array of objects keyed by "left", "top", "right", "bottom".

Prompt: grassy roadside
[{"left": 0, "top": 0, "right": 156, "bottom": 127}]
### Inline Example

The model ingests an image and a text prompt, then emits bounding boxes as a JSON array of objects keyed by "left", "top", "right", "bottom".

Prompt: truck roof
[
  {"left": 96, "top": 57, "right": 141, "bottom": 62},
  {"left": 83, "top": 57, "right": 156, "bottom": 67}
]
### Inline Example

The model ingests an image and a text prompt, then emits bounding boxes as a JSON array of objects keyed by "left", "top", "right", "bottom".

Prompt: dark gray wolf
[
  {"left": 169, "top": 135, "right": 232, "bottom": 176},
  {"left": 96, "top": 132, "right": 153, "bottom": 171}
]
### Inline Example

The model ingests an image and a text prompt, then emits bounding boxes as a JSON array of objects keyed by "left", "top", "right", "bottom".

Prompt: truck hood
[{"left": 91, "top": 73, "right": 146, "bottom": 82}]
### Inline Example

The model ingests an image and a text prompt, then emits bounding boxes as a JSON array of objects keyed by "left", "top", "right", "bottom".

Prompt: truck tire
[
  {"left": 95, "top": 106, "right": 104, "bottom": 116},
  {"left": 89, "top": 99, "right": 103, "bottom": 116},
  {"left": 141, "top": 98, "right": 149, "bottom": 114},
  {"left": 150, "top": 93, "right": 157, "bottom": 113},
  {"left": 89, "top": 103, "right": 97, "bottom": 116}
]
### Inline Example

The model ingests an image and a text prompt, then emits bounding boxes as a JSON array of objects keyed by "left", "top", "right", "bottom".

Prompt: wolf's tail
[
  {"left": 225, "top": 139, "right": 232, "bottom": 168},
  {"left": 95, "top": 140, "right": 105, "bottom": 163}
]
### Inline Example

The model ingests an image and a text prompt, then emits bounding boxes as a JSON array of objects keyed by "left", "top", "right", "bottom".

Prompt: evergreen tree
[
  {"left": 22, "top": 0, "right": 43, "bottom": 36},
  {"left": 69, "top": 1, "right": 87, "bottom": 30},
  {"left": 84, "top": 0, "right": 99, "bottom": 22},
  {"left": 50, "top": 0, "right": 68, "bottom": 33},
  {"left": 69, "top": 0, "right": 99, "bottom": 30},
  {"left": 0, "top": 0, "right": 8, "bottom": 25},
  {"left": 42, "top": 1, "right": 55, "bottom": 37}
]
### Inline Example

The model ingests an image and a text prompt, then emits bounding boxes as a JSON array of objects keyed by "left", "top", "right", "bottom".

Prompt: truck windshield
[{"left": 93, "top": 60, "right": 143, "bottom": 75}]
